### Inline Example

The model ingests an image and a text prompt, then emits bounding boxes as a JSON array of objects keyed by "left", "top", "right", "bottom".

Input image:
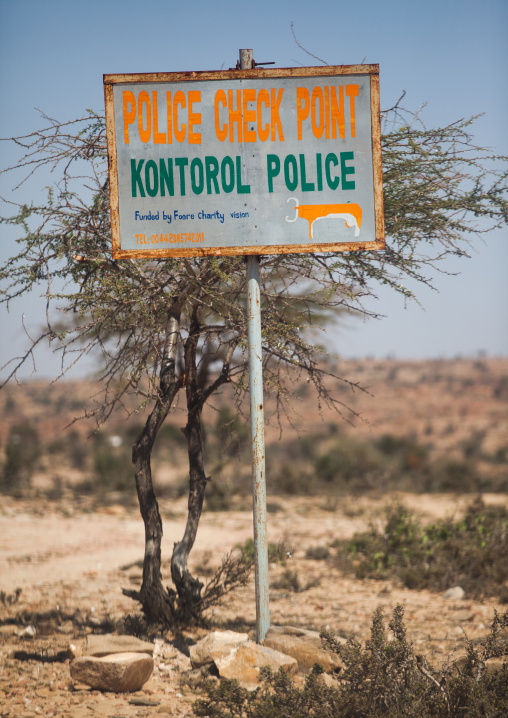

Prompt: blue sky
[{"left": 1, "top": 0, "right": 507, "bottom": 378}]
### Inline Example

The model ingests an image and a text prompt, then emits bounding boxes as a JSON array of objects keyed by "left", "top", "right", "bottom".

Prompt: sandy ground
[{"left": 1, "top": 492, "right": 507, "bottom": 717}]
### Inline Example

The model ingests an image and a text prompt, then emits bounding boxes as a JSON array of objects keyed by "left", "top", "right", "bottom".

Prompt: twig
[
  {"left": 416, "top": 655, "right": 450, "bottom": 714},
  {"left": 290, "top": 22, "right": 328, "bottom": 65}
]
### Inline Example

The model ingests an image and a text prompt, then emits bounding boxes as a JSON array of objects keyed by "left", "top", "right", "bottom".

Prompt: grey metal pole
[
  {"left": 240, "top": 48, "right": 270, "bottom": 643},
  {"left": 246, "top": 253, "right": 270, "bottom": 643}
]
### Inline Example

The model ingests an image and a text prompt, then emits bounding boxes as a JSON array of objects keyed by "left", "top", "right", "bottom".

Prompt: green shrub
[
  {"left": 236, "top": 538, "right": 292, "bottom": 566},
  {"left": 338, "top": 498, "right": 508, "bottom": 601},
  {"left": 270, "top": 568, "right": 302, "bottom": 592},
  {"left": 1, "top": 423, "right": 40, "bottom": 494},
  {"left": 460, "top": 431, "right": 486, "bottom": 460},
  {"left": 314, "top": 438, "right": 383, "bottom": 489},
  {"left": 268, "top": 432, "right": 473, "bottom": 496},
  {"left": 270, "top": 568, "right": 319, "bottom": 593},
  {"left": 269, "top": 429, "right": 506, "bottom": 496},
  {"left": 305, "top": 545, "right": 330, "bottom": 560},
  {"left": 92, "top": 435, "right": 134, "bottom": 493},
  {"left": 422, "top": 459, "right": 481, "bottom": 492},
  {"left": 0, "top": 588, "right": 22, "bottom": 607},
  {"left": 268, "top": 463, "right": 315, "bottom": 495},
  {"left": 66, "top": 430, "right": 89, "bottom": 469}
]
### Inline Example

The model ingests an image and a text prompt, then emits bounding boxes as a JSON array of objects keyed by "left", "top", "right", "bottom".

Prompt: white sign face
[{"left": 104, "top": 65, "right": 384, "bottom": 258}]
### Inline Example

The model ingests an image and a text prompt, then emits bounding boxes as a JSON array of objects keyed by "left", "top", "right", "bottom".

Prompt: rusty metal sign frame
[{"left": 104, "top": 64, "right": 384, "bottom": 260}]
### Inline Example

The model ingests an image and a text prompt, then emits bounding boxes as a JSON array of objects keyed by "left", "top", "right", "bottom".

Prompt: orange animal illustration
[{"left": 286, "top": 197, "right": 362, "bottom": 239}]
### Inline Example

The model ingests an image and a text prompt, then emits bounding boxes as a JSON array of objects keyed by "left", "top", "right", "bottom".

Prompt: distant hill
[{"left": 1, "top": 358, "right": 507, "bottom": 498}]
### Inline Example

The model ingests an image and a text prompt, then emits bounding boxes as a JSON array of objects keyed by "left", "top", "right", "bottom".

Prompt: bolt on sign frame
[{"left": 104, "top": 64, "right": 384, "bottom": 259}]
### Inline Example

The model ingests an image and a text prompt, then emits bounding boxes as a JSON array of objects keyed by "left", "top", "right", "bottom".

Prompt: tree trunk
[
  {"left": 123, "top": 313, "right": 182, "bottom": 624},
  {"left": 126, "top": 393, "right": 179, "bottom": 624},
  {"left": 170, "top": 307, "right": 208, "bottom": 622}
]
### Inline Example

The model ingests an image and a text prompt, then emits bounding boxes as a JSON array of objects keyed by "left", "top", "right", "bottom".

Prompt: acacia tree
[{"left": 1, "top": 100, "right": 506, "bottom": 625}]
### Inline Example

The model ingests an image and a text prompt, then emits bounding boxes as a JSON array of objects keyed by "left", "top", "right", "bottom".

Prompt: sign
[{"left": 104, "top": 65, "right": 384, "bottom": 259}]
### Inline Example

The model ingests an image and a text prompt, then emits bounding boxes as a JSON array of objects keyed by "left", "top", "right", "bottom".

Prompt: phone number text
[{"left": 135, "top": 232, "right": 205, "bottom": 245}]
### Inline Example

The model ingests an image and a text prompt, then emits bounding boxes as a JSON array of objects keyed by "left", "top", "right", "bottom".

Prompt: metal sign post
[
  {"left": 246, "top": 252, "right": 270, "bottom": 642},
  {"left": 241, "top": 49, "right": 270, "bottom": 645}
]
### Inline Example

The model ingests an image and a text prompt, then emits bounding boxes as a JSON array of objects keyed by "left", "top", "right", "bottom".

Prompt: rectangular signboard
[{"left": 104, "top": 65, "right": 384, "bottom": 258}]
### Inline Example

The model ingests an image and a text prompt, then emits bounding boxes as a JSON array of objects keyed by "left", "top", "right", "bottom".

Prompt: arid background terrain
[{"left": 0, "top": 357, "right": 507, "bottom": 717}]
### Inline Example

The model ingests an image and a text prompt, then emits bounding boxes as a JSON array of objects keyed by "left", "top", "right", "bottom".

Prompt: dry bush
[{"left": 193, "top": 606, "right": 508, "bottom": 718}]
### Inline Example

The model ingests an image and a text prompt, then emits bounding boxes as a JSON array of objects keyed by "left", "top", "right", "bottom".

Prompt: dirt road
[{"left": 1, "top": 492, "right": 506, "bottom": 717}]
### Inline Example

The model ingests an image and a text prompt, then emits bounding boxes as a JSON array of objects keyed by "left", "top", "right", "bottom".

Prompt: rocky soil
[{"left": 1, "top": 491, "right": 507, "bottom": 718}]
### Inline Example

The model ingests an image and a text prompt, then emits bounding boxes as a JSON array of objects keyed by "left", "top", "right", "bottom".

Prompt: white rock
[
  {"left": 211, "top": 641, "right": 298, "bottom": 689},
  {"left": 443, "top": 586, "right": 465, "bottom": 600},
  {"left": 190, "top": 630, "right": 249, "bottom": 668},
  {"left": 315, "top": 672, "right": 341, "bottom": 688},
  {"left": 17, "top": 625, "right": 36, "bottom": 638},
  {"left": 84, "top": 634, "right": 154, "bottom": 657},
  {"left": 70, "top": 651, "right": 154, "bottom": 692},
  {"left": 67, "top": 642, "right": 81, "bottom": 660},
  {"left": 264, "top": 625, "right": 343, "bottom": 673}
]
